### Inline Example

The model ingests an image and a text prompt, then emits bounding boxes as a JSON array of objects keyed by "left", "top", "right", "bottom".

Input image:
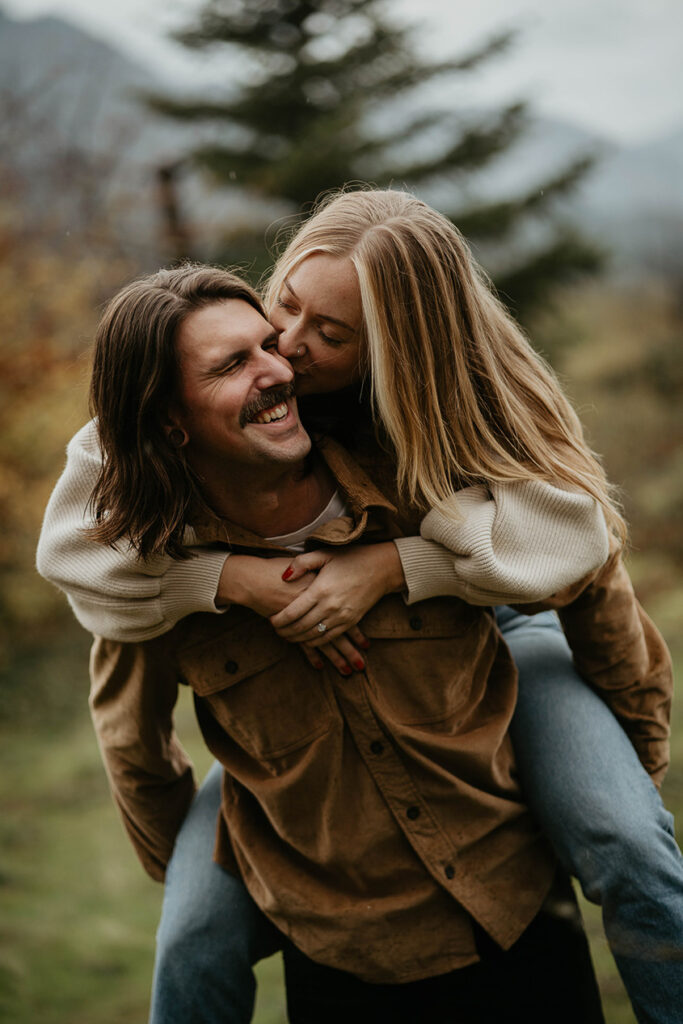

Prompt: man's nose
[{"left": 256, "top": 347, "right": 294, "bottom": 388}]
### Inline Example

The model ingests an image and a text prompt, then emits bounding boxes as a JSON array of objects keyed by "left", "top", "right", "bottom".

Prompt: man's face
[{"left": 172, "top": 300, "right": 311, "bottom": 472}]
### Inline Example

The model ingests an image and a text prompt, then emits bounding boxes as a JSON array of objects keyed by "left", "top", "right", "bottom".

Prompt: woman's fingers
[
  {"left": 328, "top": 634, "right": 366, "bottom": 672},
  {"left": 346, "top": 625, "right": 370, "bottom": 651},
  {"left": 277, "top": 615, "right": 349, "bottom": 645},
  {"left": 271, "top": 588, "right": 372, "bottom": 648},
  {"left": 282, "top": 549, "right": 331, "bottom": 582},
  {"left": 318, "top": 641, "right": 353, "bottom": 675},
  {"left": 271, "top": 587, "right": 353, "bottom": 642},
  {"left": 300, "top": 643, "right": 325, "bottom": 670},
  {"left": 272, "top": 605, "right": 358, "bottom": 645},
  {"left": 298, "top": 638, "right": 366, "bottom": 676},
  {"left": 270, "top": 591, "right": 320, "bottom": 631},
  {"left": 274, "top": 545, "right": 391, "bottom": 640}
]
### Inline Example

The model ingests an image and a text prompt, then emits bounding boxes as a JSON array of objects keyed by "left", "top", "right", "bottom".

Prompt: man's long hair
[
  {"left": 266, "top": 188, "right": 626, "bottom": 543},
  {"left": 88, "top": 264, "right": 264, "bottom": 559}
]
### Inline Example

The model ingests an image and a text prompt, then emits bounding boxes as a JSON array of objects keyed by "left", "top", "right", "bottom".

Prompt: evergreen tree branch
[
  {"left": 493, "top": 235, "right": 605, "bottom": 319},
  {"left": 448, "top": 155, "right": 598, "bottom": 239},
  {"left": 372, "top": 104, "right": 528, "bottom": 184}
]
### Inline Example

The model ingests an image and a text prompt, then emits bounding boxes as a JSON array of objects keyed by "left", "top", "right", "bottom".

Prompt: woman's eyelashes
[
  {"left": 317, "top": 329, "right": 344, "bottom": 347},
  {"left": 276, "top": 296, "right": 345, "bottom": 348}
]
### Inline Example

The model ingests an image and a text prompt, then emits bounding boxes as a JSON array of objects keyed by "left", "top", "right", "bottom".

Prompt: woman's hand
[
  {"left": 217, "top": 554, "right": 367, "bottom": 675},
  {"left": 217, "top": 554, "right": 312, "bottom": 618},
  {"left": 270, "top": 542, "right": 406, "bottom": 646}
]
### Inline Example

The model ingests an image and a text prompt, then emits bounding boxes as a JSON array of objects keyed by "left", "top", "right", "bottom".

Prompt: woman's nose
[{"left": 276, "top": 322, "right": 305, "bottom": 360}]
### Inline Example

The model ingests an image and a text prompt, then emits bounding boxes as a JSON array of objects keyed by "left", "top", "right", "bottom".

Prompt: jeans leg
[
  {"left": 497, "top": 607, "right": 683, "bottom": 1024},
  {"left": 149, "top": 761, "right": 281, "bottom": 1024}
]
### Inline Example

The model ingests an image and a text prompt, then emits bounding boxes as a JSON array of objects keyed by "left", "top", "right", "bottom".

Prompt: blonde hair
[{"left": 266, "top": 188, "right": 626, "bottom": 543}]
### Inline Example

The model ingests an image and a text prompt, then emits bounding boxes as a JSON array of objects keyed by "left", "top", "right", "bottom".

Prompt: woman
[{"left": 38, "top": 188, "right": 683, "bottom": 1023}]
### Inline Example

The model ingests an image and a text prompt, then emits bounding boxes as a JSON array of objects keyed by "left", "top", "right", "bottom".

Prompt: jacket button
[
  {"left": 370, "top": 741, "right": 384, "bottom": 755},
  {"left": 224, "top": 660, "right": 239, "bottom": 674},
  {"left": 406, "top": 805, "right": 420, "bottom": 820},
  {"left": 445, "top": 864, "right": 456, "bottom": 879},
  {"left": 409, "top": 615, "right": 423, "bottom": 631}
]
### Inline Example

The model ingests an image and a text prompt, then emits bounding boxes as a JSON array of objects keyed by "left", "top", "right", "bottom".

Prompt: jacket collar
[{"left": 188, "top": 436, "right": 398, "bottom": 552}]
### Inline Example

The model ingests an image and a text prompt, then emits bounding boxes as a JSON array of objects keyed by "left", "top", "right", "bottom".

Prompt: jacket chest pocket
[
  {"left": 360, "top": 597, "right": 496, "bottom": 727},
  {"left": 176, "top": 623, "right": 336, "bottom": 759}
]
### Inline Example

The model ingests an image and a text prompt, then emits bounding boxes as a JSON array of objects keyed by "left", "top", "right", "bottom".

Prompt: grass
[{"left": 0, "top": 631, "right": 288, "bottom": 1024}]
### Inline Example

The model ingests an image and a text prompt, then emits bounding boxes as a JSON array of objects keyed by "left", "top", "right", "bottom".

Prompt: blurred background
[{"left": 0, "top": 1, "right": 681, "bottom": 1021}]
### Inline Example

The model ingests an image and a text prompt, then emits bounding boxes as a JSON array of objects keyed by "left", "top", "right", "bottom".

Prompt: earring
[
  {"left": 168, "top": 427, "right": 188, "bottom": 448},
  {"left": 296, "top": 345, "right": 304, "bottom": 356}
]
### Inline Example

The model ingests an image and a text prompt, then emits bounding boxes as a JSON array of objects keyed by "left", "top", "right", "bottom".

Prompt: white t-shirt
[{"left": 266, "top": 491, "right": 347, "bottom": 552}]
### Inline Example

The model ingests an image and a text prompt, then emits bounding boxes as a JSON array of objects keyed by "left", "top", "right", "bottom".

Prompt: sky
[{"left": 3, "top": 0, "right": 683, "bottom": 145}]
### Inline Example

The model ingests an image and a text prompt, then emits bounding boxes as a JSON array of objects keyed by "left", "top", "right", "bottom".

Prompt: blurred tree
[
  {"left": 0, "top": 215, "right": 130, "bottom": 663},
  {"left": 0, "top": 91, "right": 136, "bottom": 677},
  {"left": 147, "top": 0, "right": 601, "bottom": 316}
]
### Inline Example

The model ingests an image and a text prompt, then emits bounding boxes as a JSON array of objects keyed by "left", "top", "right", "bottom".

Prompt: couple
[{"left": 38, "top": 189, "right": 682, "bottom": 1022}]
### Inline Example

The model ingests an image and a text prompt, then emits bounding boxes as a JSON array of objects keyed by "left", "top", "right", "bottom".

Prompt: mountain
[
  {"left": 0, "top": 9, "right": 153, "bottom": 144},
  {"left": 432, "top": 109, "right": 683, "bottom": 278},
  {"left": 572, "top": 126, "right": 683, "bottom": 277},
  {"left": 0, "top": 8, "right": 263, "bottom": 262},
  {"left": 0, "top": 9, "right": 165, "bottom": 259}
]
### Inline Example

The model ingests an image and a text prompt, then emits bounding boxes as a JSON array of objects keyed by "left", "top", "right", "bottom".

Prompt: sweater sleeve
[
  {"left": 393, "top": 479, "right": 610, "bottom": 606},
  {"left": 36, "top": 421, "right": 229, "bottom": 642}
]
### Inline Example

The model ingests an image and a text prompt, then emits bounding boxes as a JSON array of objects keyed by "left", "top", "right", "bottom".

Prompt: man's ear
[{"left": 163, "top": 407, "right": 189, "bottom": 449}]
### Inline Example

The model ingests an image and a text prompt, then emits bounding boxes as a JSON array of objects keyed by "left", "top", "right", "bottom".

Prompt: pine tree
[{"left": 148, "top": 0, "right": 601, "bottom": 317}]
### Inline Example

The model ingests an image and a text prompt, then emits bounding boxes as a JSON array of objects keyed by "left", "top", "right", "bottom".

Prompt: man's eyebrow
[{"left": 283, "top": 278, "right": 357, "bottom": 333}]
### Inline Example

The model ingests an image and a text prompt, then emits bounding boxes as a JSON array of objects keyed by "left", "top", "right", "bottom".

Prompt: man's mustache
[{"left": 239, "top": 383, "right": 295, "bottom": 428}]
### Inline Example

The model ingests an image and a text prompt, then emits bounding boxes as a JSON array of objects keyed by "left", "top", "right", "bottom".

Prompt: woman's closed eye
[{"left": 317, "top": 327, "right": 345, "bottom": 347}]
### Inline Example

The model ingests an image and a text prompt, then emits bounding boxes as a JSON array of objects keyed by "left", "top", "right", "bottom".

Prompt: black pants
[{"left": 283, "top": 899, "right": 604, "bottom": 1024}]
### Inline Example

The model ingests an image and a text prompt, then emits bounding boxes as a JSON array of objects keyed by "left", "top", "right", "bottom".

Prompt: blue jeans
[
  {"left": 149, "top": 763, "right": 280, "bottom": 1024},
  {"left": 499, "top": 607, "right": 683, "bottom": 1024},
  {"left": 150, "top": 610, "right": 683, "bottom": 1024}
]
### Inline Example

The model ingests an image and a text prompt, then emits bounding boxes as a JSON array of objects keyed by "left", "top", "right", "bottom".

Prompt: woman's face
[{"left": 270, "top": 253, "right": 364, "bottom": 395}]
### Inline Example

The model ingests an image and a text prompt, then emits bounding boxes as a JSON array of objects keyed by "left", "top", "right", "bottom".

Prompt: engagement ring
[{"left": 316, "top": 622, "right": 327, "bottom": 634}]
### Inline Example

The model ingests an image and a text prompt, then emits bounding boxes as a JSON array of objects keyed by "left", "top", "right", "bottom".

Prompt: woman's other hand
[
  {"left": 217, "top": 554, "right": 314, "bottom": 618},
  {"left": 270, "top": 542, "right": 405, "bottom": 645}
]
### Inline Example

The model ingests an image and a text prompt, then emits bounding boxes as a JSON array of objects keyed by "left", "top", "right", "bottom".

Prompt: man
[{"left": 43, "top": 265, "right": 670, "bottom": 1022}]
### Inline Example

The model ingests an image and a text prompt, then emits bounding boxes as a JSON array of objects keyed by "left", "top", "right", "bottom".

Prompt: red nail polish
[
  {"left": 282, "top": 567, "right": 293, "bottom": 581},
  {"left": 314, "top": 661, "right": 324, "bottom": 670},
  {"left": 358, "top": 639, "right": 370, "bottom": 650},
  {"left": 353, "top": 659, "right": 365, "bottom": 671},
  {"left": 340, "top": 665, "right": 352, "bottom": 676}
]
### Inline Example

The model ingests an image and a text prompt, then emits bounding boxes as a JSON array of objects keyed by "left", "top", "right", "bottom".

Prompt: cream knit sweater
[{"left": 36, "top": 421, "right": 609, "bottom": 642}]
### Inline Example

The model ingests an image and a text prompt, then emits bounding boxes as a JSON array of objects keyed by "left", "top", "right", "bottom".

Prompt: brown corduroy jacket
[{"left": 89, "top": 438, "right": 672, "bottom": 983}]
